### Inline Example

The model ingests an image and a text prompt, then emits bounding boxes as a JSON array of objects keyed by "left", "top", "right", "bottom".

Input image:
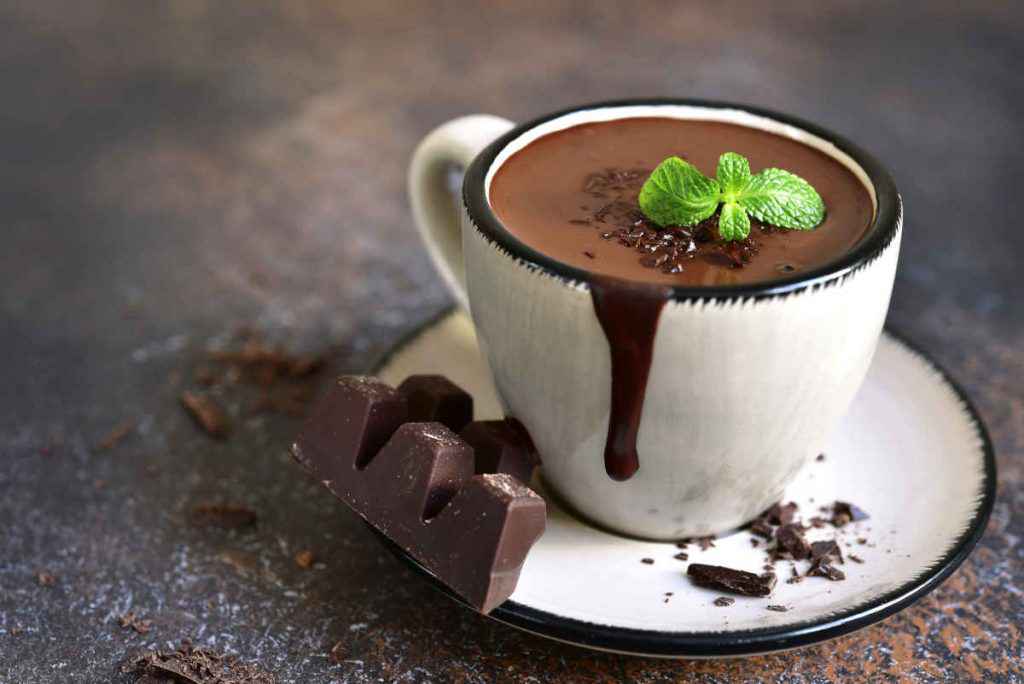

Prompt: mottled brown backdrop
[{"left": 1, "top": 1, "right": 1021, "bottom": 682}]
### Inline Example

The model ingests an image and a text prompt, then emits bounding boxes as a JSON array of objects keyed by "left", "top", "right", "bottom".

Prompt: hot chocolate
[
  {"left": 489, "top": 117, "right": 873, "bottom": 286},
  {"left": 489, "top": 117, "right": 876, "bottom": 481}
]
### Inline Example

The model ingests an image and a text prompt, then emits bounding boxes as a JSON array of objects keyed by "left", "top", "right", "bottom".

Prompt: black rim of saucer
[
  {"left": 369, "top": 311, "right": 996, "bottom": 658},
  {"left": 462, "top": 98, "right": 901, "bottom": 301}
]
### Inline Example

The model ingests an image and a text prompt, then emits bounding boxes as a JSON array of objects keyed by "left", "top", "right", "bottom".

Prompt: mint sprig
[{"left": 638, "top": 152, "right": 825, "bottom": 241}]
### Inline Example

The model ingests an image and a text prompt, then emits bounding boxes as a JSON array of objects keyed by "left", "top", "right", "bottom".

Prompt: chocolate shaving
[
  {"left": 190, "top": 504, "right": 257, "bottom": 529},
  {"left": 688, "top": 563, "right": 776, "bottom": 597},
  {"left": 180, "top": 391, "right": 229, "bottom": 439}
]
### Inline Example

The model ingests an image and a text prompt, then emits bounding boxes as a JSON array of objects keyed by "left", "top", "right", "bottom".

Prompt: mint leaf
[
  {"left": 735, "top": 168, "right": 825, "bottom": 230},
  {"left": 718, "top": 201, "right": 750, "bottom": 241},
  {"left": 716, "top": 152, "right": 750, "bottom": 200},
  {"left": 638, "top": 156, "right": 720, "bottom": 227}
]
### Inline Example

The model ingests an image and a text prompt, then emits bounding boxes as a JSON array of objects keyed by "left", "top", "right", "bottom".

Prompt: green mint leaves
[
  {"left": 637, "top": 157, "right": 721, "bottom": 228},
  {"left": 638, "top": 152, "right": 825, "bottom": 241}
]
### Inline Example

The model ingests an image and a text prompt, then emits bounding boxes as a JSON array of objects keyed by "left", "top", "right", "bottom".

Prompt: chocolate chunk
[
  {"left": 687, "top": 563, "right": 776, "bottom": 597},
  {"left": 293, "top": 376, "right": 407, "bottom": 476},
  {"left": 830, "top": 500, "right": 869, "bottom": 527},
  {"left": 398, "top": 375, "right": 473, "bottom": 432},
  {"left": 292, "top": 376, "right": 545, "bottom": 613},
  {"left": 713, "top": 596, "right": 735, "bottom": 607},
  {"left": 810, "top": 539, "right": 844, "bottom": 565},
  {"left": 775, "top": 523, "right": 812, "bottom": 559},
  {"left": 808, "top": 559, "right": 846, "bottom": 581},
  {"left": 460, "top": 419, "right": 540, "bottom": 484}
]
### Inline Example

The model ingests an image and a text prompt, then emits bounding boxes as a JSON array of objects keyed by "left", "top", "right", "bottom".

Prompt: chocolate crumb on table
[
  {"left": 122, "top": 640, "right": 275, "bottom": 684},
  {"left": 180, "top": 391, "right": 230, "bottom": 439},
  {"left": 36, "top": 570, "right": 56, "bottom": 587},
  {"left": 95, "top": 420, "right": 135, "bottom": 450},
  {"left": 118, "top": 611, "right": 153, "bottom": 635},
  {"left": 190, "top": 504, "right": 258, "bottom": 529},
  {"left": 294, "top": 550, "right": 315, "bottom": 569}
]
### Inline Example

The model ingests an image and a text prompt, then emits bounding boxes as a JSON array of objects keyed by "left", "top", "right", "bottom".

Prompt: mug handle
[{"left": 408, "top": 114, "right": 515, "bottom": 310}]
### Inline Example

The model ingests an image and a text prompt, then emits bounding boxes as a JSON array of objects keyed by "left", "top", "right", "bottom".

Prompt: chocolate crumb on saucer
[
  {"left": 641, "top": 558, "right": 655, "bottom": 565},
  {"left": 808, "top": 560, "right": 846, "bottom": 581},
  {"left": 766, "top": 604, "right": 789, "bottom": 613},
  {"left": 688, "top": 563, "right": 776, "bottom": 596},
  {"left": 713, "top": 596, "right": 735, "bottom": 607},
  {"left": 810, "top": 540, "right": 845, "bottom": 565},
  {"left": 830, "top": 500, "right": 870, "bottom": 527},
  {"left": 673, "top": 552, "right": 689, "bottom": 561},
  {"left": 775, "top": 523, "right": 812, "bottom": 560}
]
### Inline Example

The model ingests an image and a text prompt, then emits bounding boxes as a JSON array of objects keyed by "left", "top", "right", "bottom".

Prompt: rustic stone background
[{"left": 1, "top": 2, "right": 1021, "bottom": 682}]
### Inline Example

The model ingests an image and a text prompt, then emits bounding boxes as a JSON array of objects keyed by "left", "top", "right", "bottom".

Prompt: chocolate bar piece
[
  {"left": 292, "top": 376, "right": 545, "bottom": 613},
  {"left": 397, "top": 375, "right": 473, "bottom": 432},
  {"left": 460, "top": 419, "right": 541, "bottom": 484},
  {"left": 687, "top": 563, "right": 777, "bottom": 596}
]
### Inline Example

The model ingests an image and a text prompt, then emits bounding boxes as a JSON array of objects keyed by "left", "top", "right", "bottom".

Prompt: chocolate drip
[{"left": 589, "top": 276, "right": 671, "bottom": 480}]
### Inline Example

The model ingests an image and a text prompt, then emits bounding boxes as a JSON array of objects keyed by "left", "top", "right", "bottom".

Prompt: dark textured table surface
[{"left": 1, "top": 2, "right": 1021, "bottom": 682}]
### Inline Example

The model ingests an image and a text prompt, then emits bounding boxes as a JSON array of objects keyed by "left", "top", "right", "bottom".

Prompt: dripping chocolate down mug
[{"left": 408, "top": 99, "right": 901, "bottom": 540}]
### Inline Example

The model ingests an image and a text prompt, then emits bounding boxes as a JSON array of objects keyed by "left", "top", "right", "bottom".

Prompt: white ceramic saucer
[{"left": 373, "top": 309, "right": 995, "bottom": 658}]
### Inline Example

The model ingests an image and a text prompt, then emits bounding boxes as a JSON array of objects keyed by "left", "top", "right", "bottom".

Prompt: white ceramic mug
[{"left": 409, "top": 100, "right": 901, "bottom": 540}]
